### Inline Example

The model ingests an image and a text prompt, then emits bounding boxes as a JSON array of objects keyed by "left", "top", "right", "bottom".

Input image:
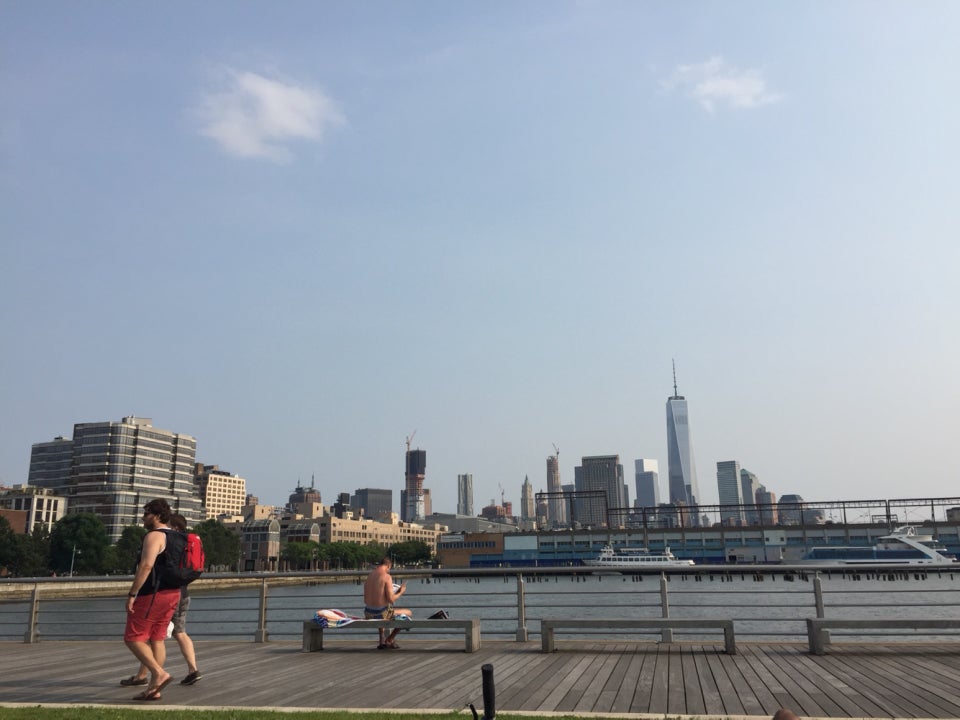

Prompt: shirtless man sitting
[{"left": 363, "top": 556, "right": 411, "bottom": 649}]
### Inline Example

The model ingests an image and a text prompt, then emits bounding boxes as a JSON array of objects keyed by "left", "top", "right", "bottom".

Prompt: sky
[{"left": 2, "top": 2, "right": 959, "bottom": 515}]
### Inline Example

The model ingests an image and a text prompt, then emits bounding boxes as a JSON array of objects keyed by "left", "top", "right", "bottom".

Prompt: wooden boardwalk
[{"left": 3, "top": 639, "right": 960, "bottom": 718}]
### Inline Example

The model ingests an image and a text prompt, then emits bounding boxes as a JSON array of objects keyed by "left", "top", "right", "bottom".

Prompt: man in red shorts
[{"left": 123, "top": 498, "right": 180, "bottom": 701}]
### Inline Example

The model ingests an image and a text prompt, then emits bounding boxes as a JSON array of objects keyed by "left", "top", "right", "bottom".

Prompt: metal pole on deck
[
  {"left": 23, "top": 584, "right": 40, "bottom": 644},
  {"left": 659, "top": 573, "right": 673, "bottom": 643},
  {"left": 481, "top": 663, "right": 496, "bottom": 719},
  {"left": 515, "top": 575, "right": 528, "bottom": 641},
  {"left": 254, "top": 578, "right": 269, "bottom": 642}
]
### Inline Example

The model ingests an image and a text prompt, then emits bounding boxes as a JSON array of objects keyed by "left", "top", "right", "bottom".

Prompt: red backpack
[{"left": 183, "top": 532, "right": 206, "bottom": 580}]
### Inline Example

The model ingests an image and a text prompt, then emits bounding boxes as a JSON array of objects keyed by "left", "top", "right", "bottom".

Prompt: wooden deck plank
[
  {"left": 8, "top": 640, "right": 960, "bottom": 717},
  {"left": 609, "top": 650, "right": 646, "bottom": 714}
]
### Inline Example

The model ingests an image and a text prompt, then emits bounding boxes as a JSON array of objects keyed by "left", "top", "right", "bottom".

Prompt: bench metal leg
[{"left": 542, "top": 624, "right": 555, "bottom": 653}]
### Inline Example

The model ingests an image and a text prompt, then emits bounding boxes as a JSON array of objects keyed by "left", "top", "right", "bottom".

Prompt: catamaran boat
[
  {"left": 583, "top": 545, "right": 696, "bottom": 570},
  {"left": 799, "top": 526, "right": 958, "bottom": 566}
]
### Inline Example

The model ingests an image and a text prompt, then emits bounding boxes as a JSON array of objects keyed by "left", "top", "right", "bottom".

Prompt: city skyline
[{"left": 2, "top": 3, "right": 958, "bottom": 513}]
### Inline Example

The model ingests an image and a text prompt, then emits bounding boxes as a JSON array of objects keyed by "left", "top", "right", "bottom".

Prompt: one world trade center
[{"left": 666, "top": 362, "right": 700, "bottom": 526}]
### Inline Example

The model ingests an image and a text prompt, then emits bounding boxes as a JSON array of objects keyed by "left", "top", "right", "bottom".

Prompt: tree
[
  {"left": 389, "top": 540, "right": 432, "bottom": 566},
  {"left": 49, "top": 513, "right": 111, "bottom": 575},
  {"left": 13, "top": 525, "right": 51, "bottom": 577},
  {"left": 282, "top": 541, "right": 319, "bottom": 570},
  {"left": 112, "top": 525, "right": 146, "bottom": 574},
  {"left": 192, "top": 519, "right": 240, "bottom": 569},
  {"left": 0, "top": 516, "right": 16, "bottom": 574}
]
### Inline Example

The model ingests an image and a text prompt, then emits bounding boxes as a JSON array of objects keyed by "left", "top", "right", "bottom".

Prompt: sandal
[
  {"left": 120, "top": 675, "right": 148, "bottom": 686},
  {"left": 133, "top": 688, "right": 162, "bottom": 701}
]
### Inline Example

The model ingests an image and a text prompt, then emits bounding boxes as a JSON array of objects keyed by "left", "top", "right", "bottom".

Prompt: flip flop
[
  {"left": 120, "top": 675, "right": 148, "bottom": 686},
  {"left": 133, "top": 688, "right": 162, "bottom": 701},
  {"left": 155, "top": 676, "right": 173, "bottom": 693}
]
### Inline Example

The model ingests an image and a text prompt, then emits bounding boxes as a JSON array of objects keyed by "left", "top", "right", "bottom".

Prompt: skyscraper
[
  {"left": 352, "top": 488, "right": 392, "bottom": 521},
  {"left": 546, "top": 453, "right": 565, "bottom": 528},
  {"left": 740, "top": 469, "right": 761, "bottom": 525},
  {"left": 634, "top": 459, "right": 660, "bottom": 508},
  {"left": 666, "top": 363, "right": 700, "bottom": 524},
  {"left": 28, "top": 416, "right": 203, "bottom": 541},
  {"left": 404, "top": 446, "right": 426, "bottom": 522},
  {"left": 716, "top": 460, "right": 744, "bottom": 525},
  {"left": 457, "top": 473, "right": 473, "bottom": 516},
  {"left": 520, "top": 475, "right": 534, "bottom": 521},
  {"left": 576, "top": 455, "right": 625, "bottom": 528}
]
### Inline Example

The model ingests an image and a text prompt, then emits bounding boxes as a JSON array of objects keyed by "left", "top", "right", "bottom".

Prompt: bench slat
[
  {"left": 540, "top": 618, "right": 736, "bottom": 655},
  {"left": 806, "top": 618, "right": 960, "bottom": 655},
  {"left": 302, "top": 619, "right": 480, "bottom": 653}
]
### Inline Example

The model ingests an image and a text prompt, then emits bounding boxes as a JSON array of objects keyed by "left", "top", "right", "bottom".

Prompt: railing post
[
  {"left": 813, "top": 572, "right": 829, "bottom": 647},
  {"left": 659, "top": 573, "right": 673, "bottom": 643},
  {"left": 23, "top": 583, "right": 40, "bottom": 644},
  {"left": 813, "top": 573, "right": 825, "bottom": 618},
  {"left": 515, "top": 574, "right": 528, "bottom": 641},
  {"left": 254, "top": 578, "right": 269, "bottom": 642}
]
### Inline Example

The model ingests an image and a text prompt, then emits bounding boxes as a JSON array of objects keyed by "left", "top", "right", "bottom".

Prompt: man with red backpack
[
  {"left": 121, "top": 513, "right": 204, "bottom": 690},
  {"left": 123, "top": 499, "right": 180, "bottom": 701}
]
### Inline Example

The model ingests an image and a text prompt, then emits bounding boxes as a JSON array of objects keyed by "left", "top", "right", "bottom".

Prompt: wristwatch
[{"left": 128, "top": 592, "right": 138, "bottom": 597}]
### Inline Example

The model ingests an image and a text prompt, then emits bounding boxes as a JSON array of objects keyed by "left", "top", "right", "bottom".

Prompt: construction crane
[
  {"left": 552, "top": 443, "right": 559, "bottom": 459},
  {"left": 405, "top": 429, "right": 417, "bottom": 452},
  {"left": 499, "top": 483, "right": 505, "bottom": 506}
]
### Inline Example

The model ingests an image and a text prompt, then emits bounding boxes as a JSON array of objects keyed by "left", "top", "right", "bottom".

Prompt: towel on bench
[{"left": 313, "top": 608, "right": 411, "bottom": 628}]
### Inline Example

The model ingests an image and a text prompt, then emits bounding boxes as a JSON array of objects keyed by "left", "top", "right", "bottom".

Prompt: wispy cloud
[
  {"left": 196, "top": 69, "right": 344, "bottom": 162},
  {"left": 663, "top": 57, "right": 782, "bottom": 113}
]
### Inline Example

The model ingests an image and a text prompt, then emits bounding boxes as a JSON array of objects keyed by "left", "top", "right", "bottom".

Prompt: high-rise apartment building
[
  {"left": 28, "top": 416, "right": 203, "bottom": 541},
  {"left": 520, "top": 475, "right": 534, "bottom": 521},
  {"left": 404, "top": 447, "right": 426, "bottom": 522},
  {"left": 546, "top": 453, "right": 566, "bottom": 528},
  {"left": 195, "top": 464, "right": 247, "bottom": 519},
  {"left": 716, "top": 460, "right": 744, "bottom": 525},
  {"left": 666, "top": 364, "right": 700, "bottom": 524},
  {"left": 634, "top": 459, "right": 660, "bottom": 508},
  {"left": 352, "top": 488, "right": 392, "bottom": 521},
  {"left": 457, "top": 473, "right": 473, "bottom": 516},
  {"left": 576, "top": 455, "right": 625, "bottom": 528}
]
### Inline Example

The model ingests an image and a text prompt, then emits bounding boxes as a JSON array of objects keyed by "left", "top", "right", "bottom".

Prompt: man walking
[
  {"left": 123, "top": 498, "right": 180, "bottom": 701},
  {"left": 120, "top": 513, "right": 202, "bottom": 688}
]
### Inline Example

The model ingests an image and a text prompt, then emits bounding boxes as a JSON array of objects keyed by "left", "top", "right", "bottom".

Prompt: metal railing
[{"left": 3, "top": 564, "right": 960, "bottom": 645}]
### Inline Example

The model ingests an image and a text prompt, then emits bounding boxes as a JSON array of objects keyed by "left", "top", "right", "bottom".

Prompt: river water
[{"left": 3, "top": 569, "right": 959, "bottom": 643}]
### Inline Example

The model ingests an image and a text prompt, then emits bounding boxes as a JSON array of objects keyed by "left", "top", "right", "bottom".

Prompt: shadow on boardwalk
[{"left": 3, "top": 639, "right": 960, "bottom": 718}]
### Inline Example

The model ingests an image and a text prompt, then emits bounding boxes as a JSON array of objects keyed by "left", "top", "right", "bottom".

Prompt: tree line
[{"left": 0, "top": 514, "right": 433, "bottom": 578}]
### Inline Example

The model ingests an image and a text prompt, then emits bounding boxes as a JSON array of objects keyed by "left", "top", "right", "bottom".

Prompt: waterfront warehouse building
[{"left": 28, "top": 416, "right": 203, "bottom": 541}]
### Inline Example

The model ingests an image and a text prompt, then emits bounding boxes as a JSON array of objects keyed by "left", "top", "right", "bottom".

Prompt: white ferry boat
[
  {"left": 583, "top": 545, "right": 696, "bottom": 570},
  {"left": 799, "top": 526, "right": 958, "bottom": 566}
]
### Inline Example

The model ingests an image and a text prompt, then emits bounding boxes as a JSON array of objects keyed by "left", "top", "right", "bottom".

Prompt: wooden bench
[
  {"left": 302, "top": 618, "right": 481, "bottom": 653},
  {"left": 540, "top": 618, "right": 736, "bottom": 654},
  {"left": 806, "top": 617, "right": 960, "bottom": 655}
]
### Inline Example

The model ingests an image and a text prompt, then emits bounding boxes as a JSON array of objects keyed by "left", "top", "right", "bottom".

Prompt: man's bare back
[{"left": 363, "top": 557, "right": 411, "bottom": 648}]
